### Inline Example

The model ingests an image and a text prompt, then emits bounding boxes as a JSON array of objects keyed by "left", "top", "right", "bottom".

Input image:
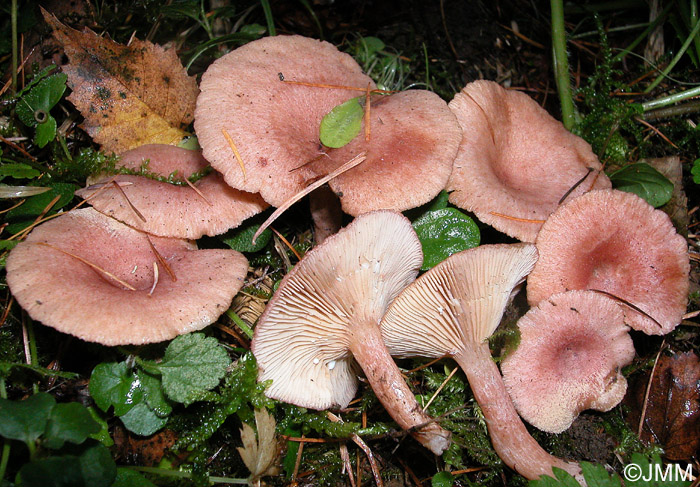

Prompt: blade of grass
[
  {"left": 612, "top": 1, "right": 673, "bottom": 64},
  {"left": 551, "top": 0, "right": 577, "bottom": 129},
  {"left": 642, "top": 85, "right": 700, "bottom": 111},
  {"left": 645, "top": 17, "right": 700, "bottom": 93},
  {"left": 11, "top": 0, "right": 17, "bottom": 94},
  {"left": 260, "top": 0, "right": 276, "bottom": 36}
]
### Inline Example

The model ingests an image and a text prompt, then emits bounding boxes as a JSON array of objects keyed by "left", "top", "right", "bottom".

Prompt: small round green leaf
[
  {"left": 691, "top": 158, "right": 700, "bottom": 184},
  {"left": 44, "top": 402, "right": 101, "bottom": 449},
  {"left": 16, "top": 73, "right": 68, "bottom": 128},
  {"left": 412, "top": 207, "right": 480, "bottom": 270},
  {"left": 89, "top": 362, "right": 143, "bottom": 416},
  {"left": 319, "top": 97, "right": 364, "bottom": 148},
  {"left": 609, "top": 162, "right": 673, "bottom": 208},
  {"left": 112, "top": 468, "right": 158, "bottom": 487},
  {"left": 432, "top": 471, "right": 454, "bottom": 487},
  {"left": 119, "top": 402, "right": 168, "bottom": 436},
  {"left": 0, "top": 392, "right": 55, "bottom": 445}
]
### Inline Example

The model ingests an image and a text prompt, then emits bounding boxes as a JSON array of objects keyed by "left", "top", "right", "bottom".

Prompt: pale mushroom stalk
[
  {"left": 252, "top": 210, "right": 451, "bottom": 455},
  {"left": 454, "top": 340, "right": 580, "bottom": 480},
  {"left": 348, "top": 318, "right": 449, "bottom": 452},
  {"left": 381, "top": 244, "right": 582, "bottom": 481}
]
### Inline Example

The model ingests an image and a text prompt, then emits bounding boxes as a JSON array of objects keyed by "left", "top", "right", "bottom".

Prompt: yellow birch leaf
[{"left": 41, "top": 8, "right": 198, "bottom": 154}]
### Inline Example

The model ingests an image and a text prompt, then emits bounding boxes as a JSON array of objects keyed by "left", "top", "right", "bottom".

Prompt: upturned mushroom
[
  {"left": 527, "top": 189, "right": 689, "bottom": 335},
  {"left": 76, "top": 144, "right": 267, "bottom": 239},
  {"left": 6, "top": 208, "right": 249, "bottom": 345},
  {"left": 446, "top": 80, "right": 611, "bottom": 242},
  {"left": 380, "top": 243, "right": 582, "bottom": 481},
  {"left": 251, "top": 210, "right": 451, "bottom": 455},
  {"left": 501, "top": 290, "right": 635, "bottom": 434}
]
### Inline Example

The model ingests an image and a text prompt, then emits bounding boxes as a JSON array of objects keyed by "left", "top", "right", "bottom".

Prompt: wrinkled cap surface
[
  {"left": 446, "top": 80, "right": 610, "bottom": 242},
  {"left": 195, "top": 35, "right": 376, "bottom": 207},
  {"left": 311, "top": 90, "right": 462, "bottom": 215},
  {"left": 527, "top": 189, "right": 689, "bottom": 335},
  {"left": 6, "top": 208, "right": 249, "bottom": 345},
  {"left": 76, "top": 144, "right": 267, "bottom": 239},
  {"left": 502, "top": 290, "right": 635, "bottom": 433},
  {"left": 251, "top": 210, "right": 423, "bottom": 409},
  {"left": 381, "top": 243, "right": 538, "bottom": 357}
]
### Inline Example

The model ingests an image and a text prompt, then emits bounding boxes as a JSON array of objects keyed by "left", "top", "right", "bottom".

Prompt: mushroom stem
[
  {"left": 309, "top": 185, "right": 342, "bottom": 245},
  {"left": 453, "top": 341, "right": 582, "bottom": 482},
  {"left": 349, "top": 322, "right": 451, "bottom": 456}
]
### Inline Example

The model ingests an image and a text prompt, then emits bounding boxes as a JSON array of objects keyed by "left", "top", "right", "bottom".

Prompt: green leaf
[
  {"left": 609, "top": 163, "right": 673, "bottom": 208},
  {"left": 79, "top": 442, "right": 118, "bottom": 487},
  {"left": 530, "top": 467, "right": 582, "bottom": 487},
  {"left": 358, "top": 36, "right": 386, "bottom": 56},
  {"left": 412, "top": 207, "right": 480, "bottom": 270},
  {"left": 137, "top": 369, "right": 172, "bottom": 418},
  {"left": 112, "top": 468, "right": 157, "bottom": 487},
  {"left": 0, "top": 163, "right": 41, "bottom": 181},
  {"left": 5, "top": 182, "right": 78, "bottom": 234},
  {"left": 221, "top": 222, "right": 272, "bottom": 252},
  {"left": 34, "top": 116, "right": 58, "bottom": 148},
  {"left": 118, "top": 402, "right": 168, "bottom": 436},
  {"left": 0, "top": 392, "right": 55, "bottom": 445},
  {"left": 432, "top": 471, "right": 455, "bottom": 487},
  {"left": 319, "top": 97, "right": 364, "bottom": 148},
  {"left": 19, "top": 442, "right": 117, "bottom": 487},
  {"left": 15, "top": 73, "right": 67, "bottom": 128},
  {"left": 87, "top": 407, "right": 113, "bottom": 447},
  {"left": 89, "top": 362, "right": 143, "bottom": 416},
  {"left": 580, "top": 462, "right": 621, "bottom": 487},
  {"left": 692, "top": 159, "right": 700, "bottom": 184},
  {"left": 44, "top": 402, "right": 101, "bottom": 449},
  {"left": 151, "top": 333, "right": 231, "bottom": 406}
]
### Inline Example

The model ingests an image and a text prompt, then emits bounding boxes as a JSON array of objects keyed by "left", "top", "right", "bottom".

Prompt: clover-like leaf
[
  {"left": 412, "top": 207, "right": 480, "bottom": 270},
  {"left": 609, "top": 162, "right": 673, "bottom": 208},
  {"left": 0, "top": 163, "right": 41, "bottom": 181},
  {"left": 319, "top": 97, "right": 364, "bottom": 148},
  {"left": 89, "top": 362, "right": 143, "bottom": 416}
]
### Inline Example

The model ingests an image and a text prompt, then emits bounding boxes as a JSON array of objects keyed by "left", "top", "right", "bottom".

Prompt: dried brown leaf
[
  {"left": 41, "top": 8, "right": 198, "bottom": 154},
  {"left": 237, "top": 408, "right": 280, "bottom": 483},
  {"left": 627, "top": 351, "right": 700, "bottom": 460}
]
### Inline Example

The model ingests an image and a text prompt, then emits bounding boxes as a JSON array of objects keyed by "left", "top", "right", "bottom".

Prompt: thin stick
[
  {"left": 0, "top": 199, "right": 26, "bottom": 215},
  {"left": 558, "top": 167, "right": 593, "bottom": 205},
  {"left": 423, "top": 366, "right": 459, "bottom": 412},
  {"left": 252, "top": 152, "right": 367, "bottom": 243},
  {"left": 489, "top": 211, "right": 545, "bottom": 224},
  {"left": 290, "top": 433, "right": 305, "bottom": 484},
  {"left": 32, "top": 194, "right": 61, "bottom": 227},
  {"left": 221, "top": 128, "right": 247, "bottom": 181},
  {"left": 589, "top": 288, "right": 662, "bottom": 328},
  {"left": 214, "top": 322, "right": 250, "bottom": 350},
  {"left": 112, "top": 181, "right": 147, "bottom": 222},
  {"left": 634, "top": 117, "right": 679, "bottom": 149},
  {"left": 339, "top": 443, "right": 356, "bottom": 487},
  {"left": 327, "top": 412, "right": 382, "bottom": 487},
  {"left": 364, "top": 83, "right": 372, "bottom": 142},
  {"left": 0, "top": 296, "right": 12, "bottom": 328},
  {"left": 270, "top": 227, "right": 302, "bottom": 260},
  {"left": 637, "top": 340, "right": 666, "bottom": 437},
  {"left": 145, "top": 235, "right": 176, "bottom": 282},
  {"left": 35, "top": 242, "right": 137, "bottom": 291},
  {"left": 280, "top": 76, "right": 393, "bottom": 94},
  {"left": 148, "top": 261, "right": 159, "bottom": 296},
  {"left": 184, "top": 178, "right": 213, "bottom": 206}
]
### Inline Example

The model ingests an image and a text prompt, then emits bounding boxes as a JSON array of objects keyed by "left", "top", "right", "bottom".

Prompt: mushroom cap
[
  {"left": 6, "top": 208, "right": 249, "bottom": 345},
  {"left": 381, "top": 243, "right": 538, "bottom": 358},
  {"left": 446, "top": 80, "right": 611, "bottom": 242},
  {"left": 76, "top": 144, "right": 268, "bottom": 239},
  {"left": 251, "top": 210, "right": 423, "bottom": 409},
  {"left": 194, "top": 35, "right": 376, "bottom": 207},
  {"left": 311, "top": 90, "right": 462, "bottom": 216},
  {"left": 527, "top": 189, "right": 689, "bottom": 335},
  {"left": 501, "top": 290, "right": 635, "bottom": 433}
]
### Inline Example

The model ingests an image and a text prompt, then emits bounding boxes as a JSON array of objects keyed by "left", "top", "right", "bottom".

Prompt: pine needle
[{"left": 221, "top": 128, "right": 247, "bottom": 181}]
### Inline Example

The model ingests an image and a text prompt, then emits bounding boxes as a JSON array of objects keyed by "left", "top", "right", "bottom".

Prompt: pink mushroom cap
[
  {"left": 194, "top": 35, "right": 376, "bottom": 207},
  {"left": 446, "top": 80, "right": 611, "bottom": 242},
  {"left": 527, "top": 189, "right": 689, "bottom": 335},
  {"left": 6, "top": 208, "right": 249, "bottom": 345},
  {"left": 311, "top": 90, "right": 462, "bottom": 216},
  {"left": 76, "top": 144, "right": 267, "bottom": 239},
  {"left": 501, "top": 290, "right": 635, "bottom": 434}
]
